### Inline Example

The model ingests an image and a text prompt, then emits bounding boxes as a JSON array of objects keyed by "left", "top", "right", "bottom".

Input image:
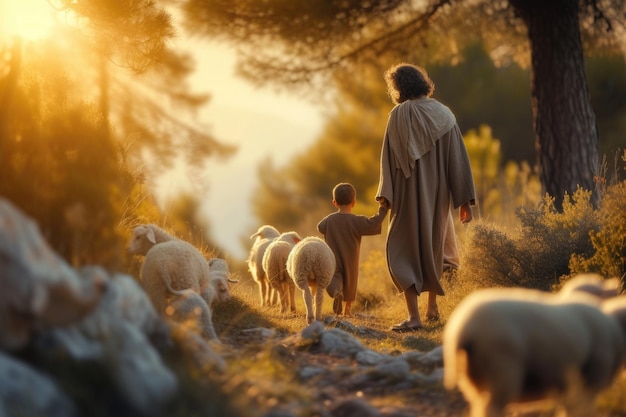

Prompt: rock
[
  {"left": 319, "top": 328, "right": 365, "bottom": 357},
  {"left": 38, "top": 269, "right": 178, "bottom": 413},
  {"left": 369, "top": 358, "right": 411, "bottom": 382},
  {"left": 0, "top": 351, "right": 77, "bottom": 417},
  {"left": 0, "top": 198, "right": 106, "bottom": 351},
  {"left": 355, "top": 349, "right": 389, "bottom": 366},
  {"left": 331, "top": 398, "right": 381, "bottom": 417}
]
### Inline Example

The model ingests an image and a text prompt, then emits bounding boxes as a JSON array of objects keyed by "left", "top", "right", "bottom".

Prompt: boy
[{"left": 317, "top": 182, "right": 388, "bottom": 316}]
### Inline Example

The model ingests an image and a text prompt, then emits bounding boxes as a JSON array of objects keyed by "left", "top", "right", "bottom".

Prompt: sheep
[
  {"left": 163, "top": 259, "right": 236, "bottom": 342},
  {"left": 206, "top": 257, "right": 238, "bottom": 306},
  {"left": 248, "top": 225, "right": 281, "bottom": 307},
  {"left": 165, "top": 289, "right": 218, "bottom": 341},
  {"left": 286, "top": 236, "right": 336, "bottom": 324},
  {"left": 442, "top": 283, "right": 626, "bottom": 417},
  {"left": 262, "top": 232, "right": 302, "bottom": 314},
  {"left": 127, "top": 224, "right": 212, "bottom": 308},
  {"left": 127, "top": 223, "right": 178, "bottom": 256},
  {"left": 558, "top": 273, "right": 621, "bottom": 300}
]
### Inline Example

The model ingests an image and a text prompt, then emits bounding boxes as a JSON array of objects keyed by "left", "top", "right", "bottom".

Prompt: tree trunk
[{"left": 510, "top": 0, "right": 598, "bottom": 210}]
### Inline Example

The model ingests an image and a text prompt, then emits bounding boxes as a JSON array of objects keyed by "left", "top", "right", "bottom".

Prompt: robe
[{"left": 376, "top": 98, "right": 476, "bottom": 295}]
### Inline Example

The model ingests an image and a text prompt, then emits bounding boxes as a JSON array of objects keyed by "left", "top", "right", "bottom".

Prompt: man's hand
[{"left": 460, "top": 202, "right": 473, "bottom": 224}]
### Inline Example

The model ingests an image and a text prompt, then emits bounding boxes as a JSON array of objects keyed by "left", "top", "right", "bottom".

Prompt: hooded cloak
[{"left": 376, "top": 98, "right": 475, "bottom": 295}]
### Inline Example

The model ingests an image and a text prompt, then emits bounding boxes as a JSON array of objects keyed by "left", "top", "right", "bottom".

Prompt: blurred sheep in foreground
[
  {"left": 443, "top": 274, "right": 626, "bottom": 417},
  {"left": 287, "top": 236, "right": 336, "bottom": 324}
]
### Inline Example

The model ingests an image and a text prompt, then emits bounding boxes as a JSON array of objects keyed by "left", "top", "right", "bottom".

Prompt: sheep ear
[
  {"left": 208, "top": 258, "right": 215, "bottom": 266},
  {"left": 146, "top": 229, "right": 157, "bottom": 244},
  {"left": 250, "top": 232, "right": 260, "bottom": 239},
  {"left": 228, "top": 278, "right": 239, "bottom": 283}
]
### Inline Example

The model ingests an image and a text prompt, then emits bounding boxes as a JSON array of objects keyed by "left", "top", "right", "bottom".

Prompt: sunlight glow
[{"left": 0, "top": 0, "right": 58, "bottom": 41}]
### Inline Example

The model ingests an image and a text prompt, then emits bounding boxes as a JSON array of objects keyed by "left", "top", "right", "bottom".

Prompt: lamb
[
  {"left": 206, "top": 257, "right": 238, "bottom": 305},
  {"left": 443, "top": 281, "right": 626, "bottom": 417},
  {"left": 127, "top": 223, "right": 179, "bottom": 256},
  {"left": 286, "top": 236, "right": 336, "bottom": 324},
  {"left": 165, "top": 289, "right": 218, "bottom": 341},
  {"left": 127, "top": 225, "right": 212, "bottom": 311},
  {"left": 262, "top": 232, "right": 302, "bottom": 314},
  {"left": 248, "top": 225, "right": 281, "bottom": 307}
]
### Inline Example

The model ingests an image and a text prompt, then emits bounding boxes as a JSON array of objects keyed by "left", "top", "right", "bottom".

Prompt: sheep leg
[
  {"left": 301, "top": 286, "right": 314, "bottom": 324},
  {"left": 467, "top": 358, "right": 522, "bottom": 417},
  {"left": 199, "top": 306, "right": 219, "bottom": 341},
  {"left": 277, "top": 281, "right": 288, "bottom": 314},
  {"left": 468, "top": 394, "right": 506, "bottom": 417},
  {"left": 288, "top": 281, "right": 296, "bottom": 313},
  {"left": 314, "top": 285, "right": 324, "bottom": 322},
  {"left": 259, "top": 276, "right": 270, "bottom": 307},
  {"left": 269, "top": 287, "right": 279, "bottom": 306}
]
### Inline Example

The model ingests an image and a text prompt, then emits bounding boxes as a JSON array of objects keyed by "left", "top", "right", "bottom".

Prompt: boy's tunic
[
  {"left": 317, "top": 205, "right": 388, "bottom": 302},
  {"left": 376, "top": 97, "right": 476, "bottom": 296}
]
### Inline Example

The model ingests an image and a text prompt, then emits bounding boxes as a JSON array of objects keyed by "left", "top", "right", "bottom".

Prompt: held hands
[{"left": 460, "top": 202, "right": 473, "bottom": 224}]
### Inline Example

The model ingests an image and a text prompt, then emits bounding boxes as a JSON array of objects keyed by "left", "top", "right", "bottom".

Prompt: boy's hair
[
  {"left": 384, "top": 62, "right": 434, "bottom": 105},
  {"left": 333, "top": 183, "right": 356, "bottom": 206}
]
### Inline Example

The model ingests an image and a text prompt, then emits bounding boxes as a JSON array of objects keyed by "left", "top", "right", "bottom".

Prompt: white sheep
[
  {"left": 165, "top": 289, "right": 218, "bottom": 341},
  {"left": 262, "top": 232, "right": 302, "bottom": 314},
  {"left": 163, "top": 259, "right": 236, "bottom": 342},
  {"left": 286, "top": 236, "right": 336, "bottom": 324},
  {"left": 558, "top": 273, "right": 621, "bottom": 300},
  {"left": 248, "top": 225, "right": 281, "bottom": 307},
  {"left": 206, "top": 257, "right": 238, "bottom": 303},
  {"left": 128, "top": 225, "right": 218, "bottom": 334},
  {"left": 127, "top": 223, "right": 178, "bottom": 256},
  {"left": 443, "top": 284, "right": 626, "bottom": 417}
]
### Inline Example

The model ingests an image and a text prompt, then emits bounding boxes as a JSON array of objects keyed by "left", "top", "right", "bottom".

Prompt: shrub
[
  {"left": 458, "top": 187, "right": 599, "bottom": 292},
  {"left": 460, "top": 221, "right": 523, "bottom": 289},
  {"left": 570, "top": 180, "right": 626, "bottom": 279},
  {"left": 516, "top": 187, "right": 598, "bottom": 289}
]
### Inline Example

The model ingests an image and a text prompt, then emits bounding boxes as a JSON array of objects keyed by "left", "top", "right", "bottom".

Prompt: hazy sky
[{"left": 167, "top": 40, "right": 324, "bottom": 260}]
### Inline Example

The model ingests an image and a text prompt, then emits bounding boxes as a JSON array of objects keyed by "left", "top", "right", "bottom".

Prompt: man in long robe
[{"left": 376, "top": 63, "right": 476, "bottom": 331}]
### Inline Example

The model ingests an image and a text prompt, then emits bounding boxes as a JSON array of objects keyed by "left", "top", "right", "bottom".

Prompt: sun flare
[{"left": 0, "top": 0, "right": 58, "bottom": 41}]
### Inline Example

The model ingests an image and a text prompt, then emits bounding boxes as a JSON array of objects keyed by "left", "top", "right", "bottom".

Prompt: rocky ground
[{"left": 217, "top": 318, "right": 469, "bottom": 417}]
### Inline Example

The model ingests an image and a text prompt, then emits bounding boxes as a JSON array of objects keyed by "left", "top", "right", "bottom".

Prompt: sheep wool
[
  {"left": 206, "top": 258, "right": 238, "bottom": 306},
  {"left": 165, "top": 289, "right": 218, "bottom": 341},
  {"left": 127, "top": 225, "right": 223, "bottom": 338},
  {"left": 286, "top": 236, "right": 336, "bottom": 324},
  {"left": 443, "top": 285, "right": 626, "bottom": 417},
  {"left": 262, "top": 232, "right": 302, "bottom": 314},
  {"left": 558, "top": 273, "right": 621, "bottom": 301},
  {"left": 248, "top": 225, "right": 281, "bottom": 307}
]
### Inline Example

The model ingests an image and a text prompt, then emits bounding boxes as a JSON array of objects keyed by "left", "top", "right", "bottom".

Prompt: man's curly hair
[{"left": 384, "top": 63, "right": 435, "bottom": 105}]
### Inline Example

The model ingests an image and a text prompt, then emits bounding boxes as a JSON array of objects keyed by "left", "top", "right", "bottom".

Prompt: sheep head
[
  {"left": 250, "top": 225, "right": 280, "bottom": 242},
  {"left": 127, "top": 225, "right": 158, "bottom": 256}
]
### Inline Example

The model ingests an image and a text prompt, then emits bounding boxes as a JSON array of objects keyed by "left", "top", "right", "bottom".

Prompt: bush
[
  {"left": 570, "top": 180, "right": 626, "bottom": 279},
  {"left": 458, "top": 187, "right": 599, "bottom": 291}
]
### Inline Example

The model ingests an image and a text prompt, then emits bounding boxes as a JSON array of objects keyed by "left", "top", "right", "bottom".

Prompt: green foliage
[
  {"left": 570, "top": 180, "right": 626, "bottom": 278},
  {"left": 461, "top": 221, "right": 523, "bottom": 289},
  {"left": 429, "top": 44, "right": 534, "bottom": 162},
  {"left": 459, "top": 187, "right": 600, "bottom": 291},
  {"left": 464, "top": 125, "right": 502, "bottom": 213},
  {"left": 515, "top": 188, "right": 598, "bottom": 289}
]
